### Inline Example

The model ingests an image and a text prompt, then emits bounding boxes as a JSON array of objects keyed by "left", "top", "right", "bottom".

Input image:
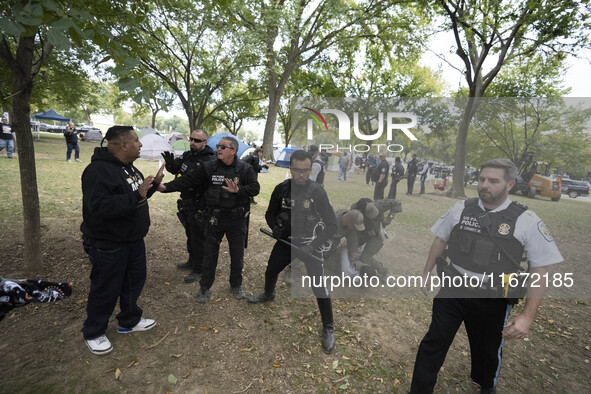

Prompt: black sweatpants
[{"left": 410, "top": 292, "right": 513, "bottom": 392}]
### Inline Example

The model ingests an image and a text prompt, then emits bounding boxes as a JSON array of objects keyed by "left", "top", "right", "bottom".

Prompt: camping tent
[
  {"left": 83, "top": 129, "right": 102, "bottom": 142},
  {"left": 275, "top": 146, "right": 302, "bottom": 168},
  {"left": 172, "top": 139, "right": 190, "bottom": 156},
  {"left": 138, "top": 125, "right": 159, "bottom": 139},
  {"left": 206, "top": 133, "right": 254, "bottom": 159},
  {"left": 33, "top": 109, "right": 69, "bottom": 122},
  {"left": 139, "top": 134, "right": 173, "bottom": 161},
  {"left": 167, "top": 132, "right": 187, "bottom": 145}
]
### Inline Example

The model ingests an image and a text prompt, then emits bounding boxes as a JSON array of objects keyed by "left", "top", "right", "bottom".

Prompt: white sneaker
[
  {"left": 75, "top": 158, "right": 82, "bottom": 162},
  {"left": 117, "top": 317, "right": 156, "bottom": 334},
  {"left": 67, "top": 159, "right": 72, "bottom": 163},
  {"left": 85, "top": 335, "right": 113, "bottom": 355}
]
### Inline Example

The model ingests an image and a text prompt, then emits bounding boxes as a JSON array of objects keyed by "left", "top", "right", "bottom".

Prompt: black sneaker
[
  {"left": 231, "top": 286, "right": 246, "bottom": 300},
  {"left": 177, "top": 261, "right": 191, "bottom": 270},
  {"left": 196, "top": 288, "right": 210, "bottom": 304},
  {"left": 184, "top": 271, "right": 202, "bottom": 283}
]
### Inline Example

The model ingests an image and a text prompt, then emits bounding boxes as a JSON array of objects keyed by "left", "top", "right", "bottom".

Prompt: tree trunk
[
  {"left": 448, "top": 97, "right": 482, "bottom": 198},
  {"left": 13, "top": 36, "right": 43, "bottom": 272},
  {"left": 262, "top": 85, "right": 282, "bottom": 159}
]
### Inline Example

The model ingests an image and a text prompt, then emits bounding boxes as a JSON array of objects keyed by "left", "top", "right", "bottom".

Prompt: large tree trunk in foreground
[{"left": 13, "top": 36, "right": 43, "bottom": 271}]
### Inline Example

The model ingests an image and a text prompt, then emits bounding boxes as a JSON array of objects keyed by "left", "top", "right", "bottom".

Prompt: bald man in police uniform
[{"left": 410, "top": 158, "right": 563, "bottom": 394}]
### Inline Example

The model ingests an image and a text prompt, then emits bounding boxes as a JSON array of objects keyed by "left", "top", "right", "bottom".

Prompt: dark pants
[
  {"left": 410, "top": 291, "right": 513, "bottom": 393},
  {"left": 179, "top": 200, "right": 204, "bottom": 273},
  {"left": 67, "top": 143, "right": 79, "bottom": 160},
  {"left": 265, "top": 241, "right": 329, "bottom": 298},
  {"left": 200, "top": 213, "right": 246, "bottom": 289},
  {"left": 373, "top": 180, "right": 387, "bottom": 201},
  {"left": 420, "top": 173, "right": 427, "bottom": 194},
  {"left": 387, "top": 178, "right": 400, "bottom": 199},
  {"left": 82, "top": 239, "right": 147, "bottom": 340},
  {"left": 407, "top": 174, "right": 417, "bottom": 194},
  {"left": 366, "top": 167, "right": 376, "bottom": 184}
]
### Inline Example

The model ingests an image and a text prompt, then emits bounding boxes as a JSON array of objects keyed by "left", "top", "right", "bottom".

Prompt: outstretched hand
[
  {"left": 154, "top": 163, "right": 165, "bottom": 184},
  {"left": 222, "top": 178, "right": 239, "bottom": 193},
  {"left": 161, "top": 151, "right": 175, "bottom": 167},
  {"left": 138, "top": 175, "right": 155, "bottom": 198}
]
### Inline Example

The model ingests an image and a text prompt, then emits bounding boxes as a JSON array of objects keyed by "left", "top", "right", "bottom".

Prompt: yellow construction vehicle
[{"left": 511, "top": 151, "right": 561, "bottom": 201}]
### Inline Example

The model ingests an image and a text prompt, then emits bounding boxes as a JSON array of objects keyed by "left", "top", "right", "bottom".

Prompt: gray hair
[
  {"left": 221, "top": 136, "right": 238, "bottom": 151},
  {"left": 480, "top": 158, "right": 518, "bottom": 182}
]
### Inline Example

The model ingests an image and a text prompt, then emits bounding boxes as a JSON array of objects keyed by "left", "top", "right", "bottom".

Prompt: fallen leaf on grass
[
  {"left": 332, "top": 360, "right": 339, "bottom": 369},
  {"left": 273, "top": 363, "right": 281, "bottom": 368},
  {"left": 338, "top": 382, "right": 349, "bottom": 390},
  {"left": 127, "top": 361, "right": 135, "bottom": 368},
  {"left": 241, "top": 347, "right": 254, "bottom": 352},
  {"left": 171, "top": 354, "right": 182, "bottom": 358},
  {"left": 168, "top": 374, "right": 178, "bottom": 384},
  {"left": 115, "top": 368, "right": 121, "bottom": 380}
]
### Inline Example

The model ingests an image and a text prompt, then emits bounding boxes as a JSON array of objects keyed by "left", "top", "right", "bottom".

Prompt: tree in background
[{"left": 434, "top": 0, "right": 590, "bottom": 198}]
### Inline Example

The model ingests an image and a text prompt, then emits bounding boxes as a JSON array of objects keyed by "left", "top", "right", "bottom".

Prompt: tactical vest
[
  {"left": 447, "top": 198, "right": 527, "bottom": 276},
  {"left": 203, "top": 159, "right": 250, "bottom": 209},
  {"left": 176, "top": 150, "right": 214, "bottom": 200},
  {"left": 279, "top": 180, "right": 323, "bottom": 242},
  {"left": 313, "top": 158, "right": 325, "bottom": 185}
]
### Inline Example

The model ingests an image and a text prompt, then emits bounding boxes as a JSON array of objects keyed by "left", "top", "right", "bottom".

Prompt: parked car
[
  {"left": 560, "top": 178, "right": 590, "bottom": 198},
  {"left": 78, "top": 126, "right": 102, "bottom": 141}
]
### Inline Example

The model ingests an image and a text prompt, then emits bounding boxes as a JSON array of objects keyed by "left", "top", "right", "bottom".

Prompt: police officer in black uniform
[
  {"left": 410, "top": 159, "right": 563, "bottom": 393},
  {"left": 308, "top": 145, "right": 325, "bottom": 186},
  {"left": 161, "top": 129, "right": 215, "bottom": 283},
  {"left": 406, "top": 153, "right": 418, "bottom": 195},
  {"left": 159, "top": 136, "right": 260, "bottom": 302},
  {"left": 247, "top": 150, "right": 338, "bottom": 354}
]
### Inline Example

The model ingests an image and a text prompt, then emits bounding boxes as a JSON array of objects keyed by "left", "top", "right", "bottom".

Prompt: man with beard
[
  {"left": 247, "top": 150, "right": 338, "bottom": 353},
  {"left": 409, "top": 159, "right": 563, "bottom": 393},
  {"left": 161, "top": 129, "right": 215, "bottom": 283}
]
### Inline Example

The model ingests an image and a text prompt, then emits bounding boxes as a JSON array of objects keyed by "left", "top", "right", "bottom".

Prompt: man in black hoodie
[
  {"left": 80, "top": 126, "right": 164, "bottom": 356},
  {"left": 161, "top": 129, "right": 215, "bottom": 283}
]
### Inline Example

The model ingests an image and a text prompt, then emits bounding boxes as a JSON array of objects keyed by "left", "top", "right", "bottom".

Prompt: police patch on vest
[
  {"left": 211, "top": 174, "right": 225, "bottom": 185},
  {"left": 498, "top": 223, "right": 511, "bottom": 235},
  {"left": 233, "top": 177, "right": 240, "bottom": 185},
  {"left": 537, "top": 221, "right": 554, "bottom": 242},
  {"left": 459, "top": 215, "right": 482, "bottom": 233},
  {"left": 440, "top": 208, "right": 451, "bottom": 219},
  {"left": 303, "top": 200, "right": 311, "bottom": 209}
]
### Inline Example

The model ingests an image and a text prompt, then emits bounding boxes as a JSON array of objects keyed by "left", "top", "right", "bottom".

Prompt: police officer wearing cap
[
  {"left": 247, "top": 150, "right": 338, "bottom": 354},
  {"left": 159, "top": 136, "right": 260, "bottom": 302},
  {"left": 350, "top": 198, "right": 402, "bottom": 276},
  {"left": 410, "top": 158, "right": 563, "bottom": 394},
  {"left": 161, "top": 129, "right": 215, "bottom": 283}
]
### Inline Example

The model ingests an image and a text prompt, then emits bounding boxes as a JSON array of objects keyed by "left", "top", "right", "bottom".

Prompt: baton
[{"left": 260, "top": 228, "right": 324, "bottom": 264}]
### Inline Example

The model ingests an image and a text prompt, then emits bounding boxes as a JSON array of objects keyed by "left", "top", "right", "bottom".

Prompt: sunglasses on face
[
  {"left": 190, "top": 138, "right": 206, "bottom": 143},
  {"left": 216, "top": 144, "right": 234, "bottom": 150}
]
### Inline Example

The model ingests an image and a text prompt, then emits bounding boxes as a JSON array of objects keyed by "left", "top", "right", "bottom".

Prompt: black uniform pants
[
  {"left": 410, "top": 291, "right": 513, "bottom": 393},
  {"left": 373, "top": 180, "right": 387, "bottom": 201},
  {"left": 82, "top": 239, "right": 146, "bottom": 340},
  {"left": 387, "top": 178, "right": 400, "bottom": 199},
  {"left": 407, "top": 174, "right": 417, "bottom": 194},
  {"left": 265, "top": 241, "right": 329, "bottom": 299},
  {"left": 200, "top": 214, "right": 246, "bottom": 290},
  {"left": 366, "top": 167, "right": 376, "bottom": 184},
  {"left": 179, "top": 200, "right": 204, "bottom": 273}
]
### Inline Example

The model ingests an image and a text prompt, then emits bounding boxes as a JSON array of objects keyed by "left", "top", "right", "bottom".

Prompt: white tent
[
  {"left": 139, "top": 134, "right": 173, "bottom": 161},
  {"left": 83, "top": 129, "right": 102, "bottom": 142},
  {"left": 167, "top": 132, "right": 187, "bottom": 145},
  {"left": 139, "top": 126, "right": 158, "bottom": 138}
]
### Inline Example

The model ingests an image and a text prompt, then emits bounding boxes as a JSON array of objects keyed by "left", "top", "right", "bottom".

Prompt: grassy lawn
[{"left": 0, "top": 133, "right": 590, "bottom": 393}]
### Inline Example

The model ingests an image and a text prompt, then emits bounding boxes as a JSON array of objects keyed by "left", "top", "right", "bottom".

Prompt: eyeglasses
[
  {"left": 190, "top": 138, "right": 206, "bottom": 143},
  {"left": 291, "top": 168, "right": 311, "bottom": 175},
  {"left": 216, "top": 144, "right": 234, "bottom": 150}
]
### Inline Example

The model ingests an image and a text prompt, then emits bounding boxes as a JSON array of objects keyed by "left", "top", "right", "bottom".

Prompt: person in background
[
  {"left": 0, "top": 115, "right": 15, "bottom": 159},
  {"left": 64, "top": 122, "right": 81, "bottom": 162}
]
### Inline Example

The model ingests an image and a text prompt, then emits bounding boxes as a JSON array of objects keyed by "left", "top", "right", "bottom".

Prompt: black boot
[
  {"left": 247, "top": 275, "right": 277, "bottom": 303},
  {"left": 317, "top": 297, "right": 335, "bottom": 354}
]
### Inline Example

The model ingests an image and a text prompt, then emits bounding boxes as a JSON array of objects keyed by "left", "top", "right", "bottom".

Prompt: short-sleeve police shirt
[{"left": 431, "top": 198, "right": 563, "bottom": 268}]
